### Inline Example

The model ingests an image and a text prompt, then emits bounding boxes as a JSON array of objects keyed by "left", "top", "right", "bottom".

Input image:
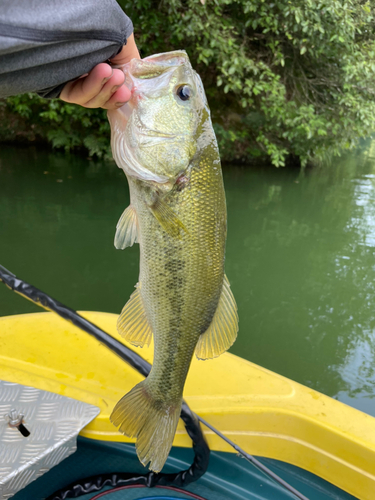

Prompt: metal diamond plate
[{"left": 0, "top": 380, "right": 100, "bottom": 499}]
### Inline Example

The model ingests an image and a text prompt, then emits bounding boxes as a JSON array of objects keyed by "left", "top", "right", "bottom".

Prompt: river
[{"left": 1, "top": 143, "right": 375, "bottom": 417}]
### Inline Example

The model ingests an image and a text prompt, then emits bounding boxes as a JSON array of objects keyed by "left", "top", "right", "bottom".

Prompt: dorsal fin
[
  {"left": 117, "top": 283, "right": 152, "bottom": 347},
  {"left": 195, "top": 275, "right": 238, "bottom": 360}
]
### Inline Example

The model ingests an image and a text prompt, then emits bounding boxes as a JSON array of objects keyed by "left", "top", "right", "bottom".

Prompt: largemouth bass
[{"left": 108, "top": 51, "right": 238, "bottom": 473}]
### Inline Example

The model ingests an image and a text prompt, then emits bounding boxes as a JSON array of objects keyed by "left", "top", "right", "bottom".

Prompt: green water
[{"left": 1, "top": 144, "right": 375, "bottom": 417}]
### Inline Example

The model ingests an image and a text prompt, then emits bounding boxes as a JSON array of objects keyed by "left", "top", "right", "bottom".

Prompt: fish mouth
[
  {"left": 136, "top": 115, "right": 177, "bottom": 141},
  {"left": 139, "top": 129, "right": 177, "bottom": 140},
  {"left": 137, "top": 129, "right": 181, "bottom": 148}
]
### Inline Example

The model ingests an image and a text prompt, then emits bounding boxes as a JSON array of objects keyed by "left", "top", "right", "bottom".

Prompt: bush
[
  {"left": 0, "top": 94, "right": 111, "bottom": 158},
  {"left": 2, "top": 0, "right": 375, "bottom": 166}
]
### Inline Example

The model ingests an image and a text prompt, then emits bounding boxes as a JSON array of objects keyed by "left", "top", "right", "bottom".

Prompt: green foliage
[
  {"left": 121, "top": 0, "right": 375, "bottom": 166},
  {"left": 1, "top": 94, "right": 111, "bottom": 158},
  {"left": 2, "top": 0, "right": 375, "bottom": 166}
]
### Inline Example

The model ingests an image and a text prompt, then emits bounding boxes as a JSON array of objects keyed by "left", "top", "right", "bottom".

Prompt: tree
[{"left": 2, "top": 0, "right": 375, "bottom": 166}]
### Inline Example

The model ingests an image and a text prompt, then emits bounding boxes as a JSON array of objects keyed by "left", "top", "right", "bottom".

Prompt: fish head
[{"left": 108, "top": 51, "right": 209, "bottom": 185}]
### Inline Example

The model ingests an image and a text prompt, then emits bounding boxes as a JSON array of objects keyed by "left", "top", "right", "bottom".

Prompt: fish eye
[{"left": 176, "top": 85, "right": 192, "bottom": 101}]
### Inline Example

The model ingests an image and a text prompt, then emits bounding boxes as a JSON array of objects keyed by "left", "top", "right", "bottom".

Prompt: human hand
[{"left": 60, "top": 34, "right": 140, "bottom": 110}]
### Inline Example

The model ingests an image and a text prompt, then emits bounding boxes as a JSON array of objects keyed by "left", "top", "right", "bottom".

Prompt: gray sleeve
[{"left": 0, "top": 0, "right": 133, "bottom": 98}]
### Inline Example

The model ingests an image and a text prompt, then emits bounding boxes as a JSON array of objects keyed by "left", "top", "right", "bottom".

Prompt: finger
[
  {"left": 101, "top": 85, "right": 132, "bottom": 110},
  {"left": 60, "top": 63, "right": 113, "bottom": 104},
  {"left": 82, "top": 69, "right": 126, "bottom": 108}
]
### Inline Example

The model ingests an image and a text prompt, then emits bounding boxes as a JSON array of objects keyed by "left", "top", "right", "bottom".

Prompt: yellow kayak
[{"left": 0, "top": 311, "right": 375, "bottom": 500}]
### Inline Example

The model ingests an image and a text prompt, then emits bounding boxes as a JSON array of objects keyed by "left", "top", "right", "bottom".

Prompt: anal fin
[
  {"left": 114, "top": 205, "right": 139, "bottom": 249},
  {"left": 195, "top": 274, "right": 238, "bottom": 360},
  {"left": 117, "top": 283, "right": 152, "bottom": 347}
]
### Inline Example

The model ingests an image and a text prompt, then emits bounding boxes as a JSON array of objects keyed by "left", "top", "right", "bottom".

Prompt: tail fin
[{"left": 110, "top": 380, "right": 181, "bottom": 472}]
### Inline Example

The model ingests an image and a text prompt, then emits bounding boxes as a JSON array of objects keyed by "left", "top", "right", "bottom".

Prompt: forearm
[{"left": 0, "top": 0, "right": 133, "bottom": 98}]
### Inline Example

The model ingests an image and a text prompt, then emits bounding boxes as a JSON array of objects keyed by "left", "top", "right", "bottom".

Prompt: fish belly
[{"left": 137, "top": 155, "right": 226, "bottom": 397}]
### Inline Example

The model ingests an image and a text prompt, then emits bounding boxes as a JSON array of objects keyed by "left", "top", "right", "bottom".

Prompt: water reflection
[
  {"left": 1, "top": 143, "right": 375, "bottom": 416},
  {"left": 224, "top": 143, "right": 375, "bottom": 415},
  {"left": 335, "top": 328, "right": 375, "bottom": 415},
  {"left": 327, "top": 146, "right": 375, "bottom": 414}
]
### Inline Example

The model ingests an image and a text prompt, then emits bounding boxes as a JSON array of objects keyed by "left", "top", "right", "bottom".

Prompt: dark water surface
[{"left": 1, "top": 144, "right": 375, "bottom": 417}]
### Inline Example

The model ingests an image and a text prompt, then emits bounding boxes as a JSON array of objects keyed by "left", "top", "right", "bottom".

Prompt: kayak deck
[{"left": 0, "top": 311, "right": 375, "bottom": 499}]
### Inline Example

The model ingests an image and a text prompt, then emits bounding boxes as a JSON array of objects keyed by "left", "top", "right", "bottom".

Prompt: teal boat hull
[{"left": 12, "top": 437, "right": 358, "bottom": 500}]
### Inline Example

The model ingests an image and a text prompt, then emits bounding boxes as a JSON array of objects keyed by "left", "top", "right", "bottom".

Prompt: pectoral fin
[
  {"left": 117, "top": 283, "right": 152, "bottom": 347},
  {"left": 114, "top": 205, "right": 139, "bottom": 249},
  {"left": 149, "top": 198, "right": 187, "bottom": 239},
  {"left": 195, "top": 275, "right": 238, "bottom": 360}
]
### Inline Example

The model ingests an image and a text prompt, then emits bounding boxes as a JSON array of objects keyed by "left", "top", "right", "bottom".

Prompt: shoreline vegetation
[{"left": 1, "top": 0, "right": 375, "bottom": 167}]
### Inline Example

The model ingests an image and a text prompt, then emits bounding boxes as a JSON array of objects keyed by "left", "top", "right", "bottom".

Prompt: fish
[{"left": 107, "top": 50, "right": 238, "bottom": 473}]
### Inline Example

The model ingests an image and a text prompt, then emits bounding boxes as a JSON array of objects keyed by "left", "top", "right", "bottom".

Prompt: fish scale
[{"left": 108, "top": 50, "right": 238, "bottom": 473}]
